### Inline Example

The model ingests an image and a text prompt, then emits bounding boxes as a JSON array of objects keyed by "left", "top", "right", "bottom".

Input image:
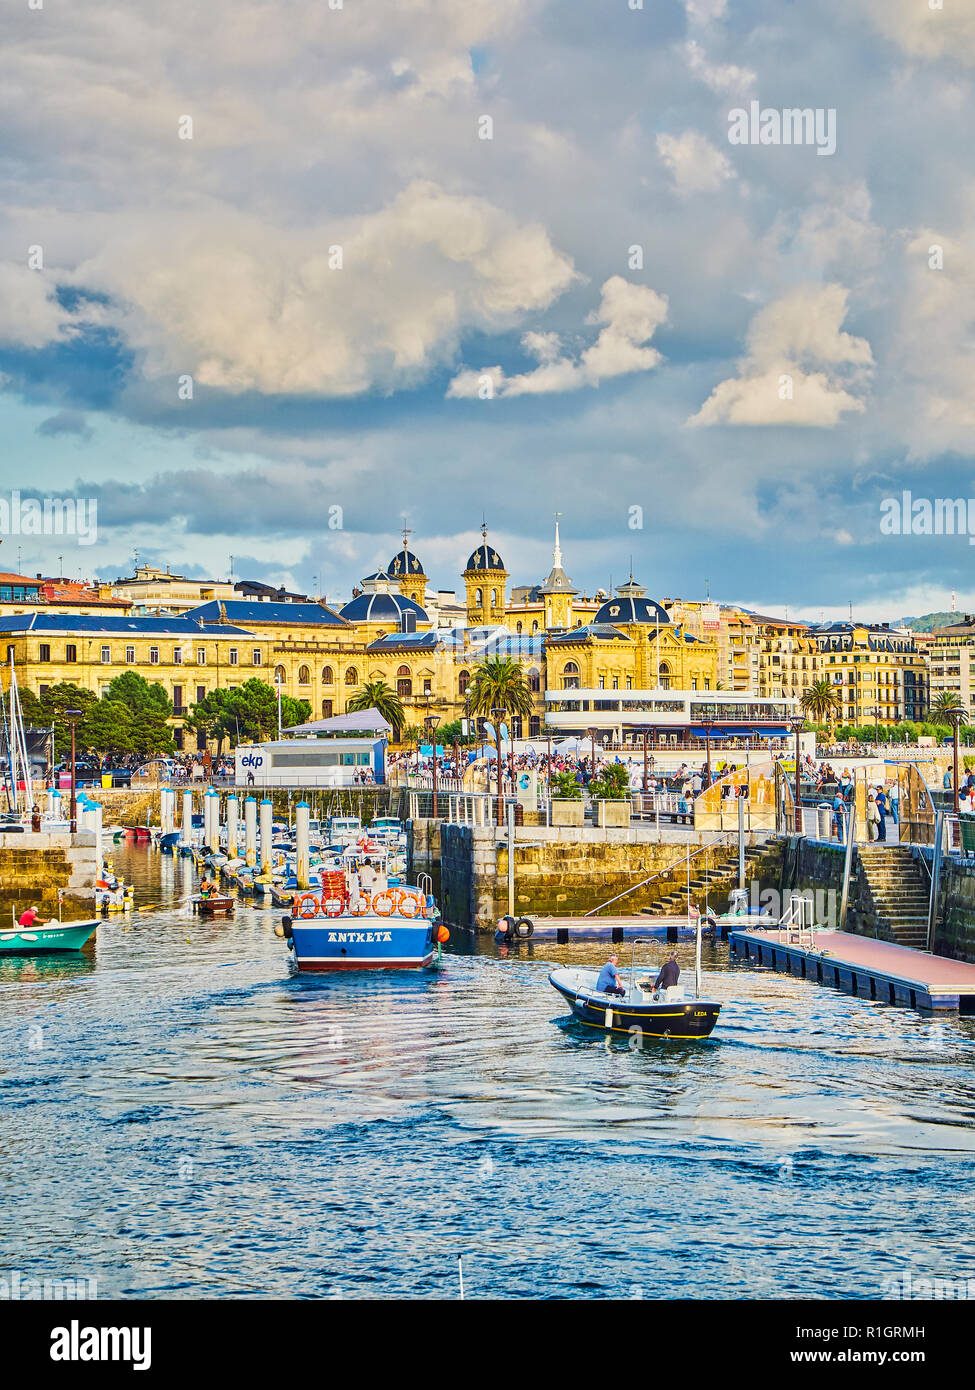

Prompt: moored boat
[
  {"left": 190, "top": 893, "right": 235, "bottom": 917},
  {"left": 278, "top": 870, "right": 447, "bottom": 971},
  {"left": 0, "top": 919, "right": 98, "bottom": 955}
]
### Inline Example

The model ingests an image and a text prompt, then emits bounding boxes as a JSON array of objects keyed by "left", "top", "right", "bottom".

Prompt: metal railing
[
  {"left": 777, "top": 893, "right": 817, "bottom": 948},
  {"left": 582, "top": 834, "right": 733, "bottom": 917}
]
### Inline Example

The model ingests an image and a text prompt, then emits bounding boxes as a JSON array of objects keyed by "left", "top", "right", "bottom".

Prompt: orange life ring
[
  {"left": 293, "top": 893, "right": 320, "bottom": 919},
  {"left": 372, "top": 891, "right": 396, "bottom": 916},
  {"left": 323, "top": 896, "right": 346, "bottom": 917},
  {"left": 397, "top": 890, "right": 423, "bottom": 919},
  {"left": 352, "top": 894, "right": 372, "bottom": 916}
]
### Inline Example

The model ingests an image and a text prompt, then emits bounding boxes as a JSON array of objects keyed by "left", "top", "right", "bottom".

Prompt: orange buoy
[{"left": 436, "top": 925, "right": 450, "bottom": 944}]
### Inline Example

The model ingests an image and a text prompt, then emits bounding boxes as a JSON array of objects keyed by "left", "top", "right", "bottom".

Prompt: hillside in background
[{"left": 896, "top": 612, "right": 964, "bottom": 632}]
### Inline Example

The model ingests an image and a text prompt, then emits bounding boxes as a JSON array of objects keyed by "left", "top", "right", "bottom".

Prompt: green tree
[
  {"left": 589, "top": 762, "right": 630, "bottom": 800},
  {"left": 929, "top": 691, "right": 971, "bottom": 723},
  {"left": 550, "top": 769, "right": 582, "bottom": 799},
  {"left": 105, "top": 671, "right": 172, "bottom": 719},
  {"left": 78, "top": 701, "right": 136, "bottom": 767},
  {"left": 345, "top": 680, "right": 405, "bottom": 739},
  {"left": 185, "top": 680, "right": 311, "bottom": 751},
  {"left": 32, "top": 683, "right": 98, "bottom": 759},
  {"left": 800, "top": 678, "right": 842, "bottom": 727},
  {"left": 464, "top": 657, "right": 534, "bottom": 727}
]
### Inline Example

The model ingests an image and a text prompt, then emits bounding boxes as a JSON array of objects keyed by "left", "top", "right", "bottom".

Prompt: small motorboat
[
  {"left": 189, "top": 894, "right": 235, "bottom": 917},
  {"left": 549, "top": 932, "right": 721, "bottom": 1041},
  {"left": 0, "top": 919, "right": 98, "bottom": 955}
]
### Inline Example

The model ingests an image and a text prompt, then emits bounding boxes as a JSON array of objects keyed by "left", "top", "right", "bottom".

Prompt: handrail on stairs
[{"left": 583, "top": 834, "right": 735, "bottom": 917}]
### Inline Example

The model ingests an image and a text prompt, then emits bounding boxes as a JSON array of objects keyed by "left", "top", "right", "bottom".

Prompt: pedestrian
[{"left": 866, "top": 792, "right": 880, "bottom": 841}]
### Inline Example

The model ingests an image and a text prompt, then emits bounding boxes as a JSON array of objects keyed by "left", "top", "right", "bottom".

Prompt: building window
[
  {"left": 529, "top": 715, "right": 541, "bottom": 739},
  {"left": 322, "top": 665, "right": 334, "bottom": 684},
  {"left": 516, "top": 622, "right": 523, "bottom": 634},
  {"left": 322, "top": 699, "right": 333, "bottom": 718},
  {"left": 345, "top": 667, "right": 358, "bottom": 686},
  {"left": 298, "top": 665, "right": 310, "bottom": 685},
  {"left": 149, "top": 647, "right": 159, "bottom": 664},
  {"left": 39, "top": 644, "right": 51, "bottom": 662},
  {"left": 397, "top": 664, "right": 412, "bottom": 698},
  {"left": 252, "top": 649, "right": 262, "bottom": 666},
  {"left": 562, "top": 661, "right": 580, "bottom": 690},
  {"left": 528, "top": 671, "right": 540, "bottom": 693},
  {"left": 65, "top": 644, "right": 77, "bottom": 663},
  {"left": 173, "top": 685, "right": 183, "bottom": 713},
  {"left": 101, "top": 646, "right": 111, "bottom": 664},
  {"left": 196, "top": 685, "right": 206, "bottom": 703},
  {"left": 458, "top": 670, "right": 470, "bottom": 696},
  {"left": 229, "top": 648, "right": 238, "bottom": 665},
  {"left": 510, "top": 716, "right": 522, "bottom": 738},
  {"left": 173, "top": 647, "right": 183, "bottom": 665},
  {"left": 532, "top": 621, "right": 539, "bottom": 634},
  {"left": 125, "top": 645, "right": 135, "bottom": 664},
  {"left": 274, "top": 664, "right": 286, "bottom": 686},
  {"left": 39, "top": 685, "right": 49, "bottom": 697},
  {"left": 197, "top": 648, "right": 206, "bottom": 664}
]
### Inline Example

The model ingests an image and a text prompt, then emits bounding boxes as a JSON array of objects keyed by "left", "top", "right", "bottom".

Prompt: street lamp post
[
  {"left": 491, "top": 706, "right": 506, "bottom": 827},
  {"left": 642, "top": 729, "right": 649, "bottom": 798},
  {"left": 424, "top": 714, "right": 439, "bottom": 819},
  {"left": 873, "top": 705, "right": 880, "bottom": 749},
  {"left": 588, "top": 726, "right": 598, "bottom": 780},
  {"left": 949, "top": 707, "right": 965, "bottom": 814},
  {"left": 789, "top": 713, "right": 805, "bottom": 833},
  {"left": 65, "top": 708, "right": 82, "bottom": 833}
]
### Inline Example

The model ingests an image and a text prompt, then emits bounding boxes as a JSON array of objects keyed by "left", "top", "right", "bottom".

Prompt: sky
[{"left": 1, "top": 0, "right": 974, "bottom": 623}]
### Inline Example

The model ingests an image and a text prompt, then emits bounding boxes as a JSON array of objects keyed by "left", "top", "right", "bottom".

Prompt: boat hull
[
  {"left": 549, "top": 970, "right": 720, "bottom": 1040},
  {"left": 287, "top": 916, "right": 437, "bottom": 972},
  {"left": 0, "top": 920, "right": 98, "bottom": 955}
]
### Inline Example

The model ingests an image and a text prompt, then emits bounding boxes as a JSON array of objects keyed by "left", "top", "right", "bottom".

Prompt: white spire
[{"left": 553, "top": 511, "right": 562, "bottom": 568}]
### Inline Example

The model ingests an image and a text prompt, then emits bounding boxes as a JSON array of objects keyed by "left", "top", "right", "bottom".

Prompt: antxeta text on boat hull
[{"left": 549, "top": 967, "right": 721, "bottom": 1040}]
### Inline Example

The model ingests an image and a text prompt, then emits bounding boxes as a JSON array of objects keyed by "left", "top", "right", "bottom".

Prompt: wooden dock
[
  {"left": 522, "top": 915, "right": 696, "bottom": 942},
  {"left": 728, "top": 927, "right": 975, "bottom": 1014}
]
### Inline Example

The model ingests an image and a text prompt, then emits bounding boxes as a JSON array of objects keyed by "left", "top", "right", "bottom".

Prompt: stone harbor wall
[
  {"left": 0, "top": 831, "right": 99, "bottom": 922},
  {"left": 937, "top": 861, "right": 975, "bottom": 963},
  {"left": 437, "top": 824, "right": 771, "bottom": 932}
]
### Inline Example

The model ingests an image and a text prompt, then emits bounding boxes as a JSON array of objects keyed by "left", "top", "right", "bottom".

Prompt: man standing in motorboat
[
  {"left": 653, "top": 951, "right": 681, "bottom": 1000},
  {"left": 595, "top": 953, "right": 626, "bottom": 998}
]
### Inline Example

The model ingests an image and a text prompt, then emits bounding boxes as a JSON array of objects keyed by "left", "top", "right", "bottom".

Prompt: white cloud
[
  {"left": 683, "top": 40, "right": 756, "bottom": 95},
  {"left": 689, "top": 284, "right": 873, "bottom": 426},
  {"left": 0, "top": 265, "right": 71, "bottom": 349},
  {"left": 856, "top": 0, "right": 975, "bottom": 64},
  {"left": 656, "top": 130, "right": 736, "bottom": 195},
  {"left": 72, "top": 181, "right": 577, "bottom": 396},
  {"left": 447, "top": 277, "right": 668, "bottom": 398},
  {"left": 683, "top": 0, "right": 728, "bottom": 24}
]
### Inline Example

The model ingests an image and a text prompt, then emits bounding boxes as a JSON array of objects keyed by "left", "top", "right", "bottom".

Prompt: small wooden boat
[
  {"left": 0, "top": 919, "right": 98, "bottom": 955},
  {"left": 190, "top": 894, "right": 235, "bottom": 917}
]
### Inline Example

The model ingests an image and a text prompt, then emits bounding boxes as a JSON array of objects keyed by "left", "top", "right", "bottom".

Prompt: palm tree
[
  {"left": 800, "top": 678, "right": 842, "bottom": 728},
  {"left": 929, "top": 691, "right": 971, "bottom": 723},
  {"left": 345, "top": 680, "right": 405, "bottom": 740},
  {"left": 463, "top": 656, "right": 535, "bottom": 726}
]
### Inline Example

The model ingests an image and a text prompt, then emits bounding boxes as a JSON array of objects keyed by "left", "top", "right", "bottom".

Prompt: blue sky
[{"left": 1, "top": 0, "right": 973, "bottom": 620}]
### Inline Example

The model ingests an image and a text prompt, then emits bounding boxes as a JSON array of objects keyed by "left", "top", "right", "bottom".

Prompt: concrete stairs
[
  {"left": 640, "top": 844, "right": 767, "bottom": 916},
  {"left": 856, "top": 845, "right": 931, "bottom": 949}
]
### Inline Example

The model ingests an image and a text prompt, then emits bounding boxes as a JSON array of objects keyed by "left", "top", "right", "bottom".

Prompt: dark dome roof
[
  {"left": 388, "top": 547, "right": 425, "bottom": 578},
  {"left": 593, "top": 595, "right": 671, "bottom": 626},
  {"left": 465, "top": 541, "right": 505, "bottom": 572},
  {"left": 339, "top": 591, "right": 428, "bottom": 624}
]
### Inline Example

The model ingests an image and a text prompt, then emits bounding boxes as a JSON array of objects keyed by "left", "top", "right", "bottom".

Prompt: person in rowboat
[
  {"left": 595, "top": 954, "right": 626, "bottom": 998},
  {"left": 199, "top": 874, "right": 217, "bottom": 900},
  {"left": 18, "top": 905, "right": 48, "bottom": 927}
]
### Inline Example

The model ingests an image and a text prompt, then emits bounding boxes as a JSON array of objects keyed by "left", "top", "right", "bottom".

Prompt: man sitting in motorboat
[
  {"left": 18, "top": 904, "right": 48, "bottom": 927},
  {"left": 653, "top": 952, "right": 681, "bottom": 999},
  {"left": 595, "top": 954, "right": 626, "bottom": 998}
]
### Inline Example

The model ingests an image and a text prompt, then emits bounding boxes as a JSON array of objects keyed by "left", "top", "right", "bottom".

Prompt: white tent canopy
[{"left": 283, "top": 710, "right": 392, "bottom": 735}]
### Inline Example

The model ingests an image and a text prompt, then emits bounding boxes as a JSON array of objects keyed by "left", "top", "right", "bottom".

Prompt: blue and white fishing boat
[{"left": 278, "top": 870, "right": 446, "bottom": 972}]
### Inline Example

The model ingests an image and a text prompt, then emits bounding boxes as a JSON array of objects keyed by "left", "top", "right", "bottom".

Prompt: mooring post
[
  {"left": 506, "top": 798, "right": 515, "bottom": 919},
  {"left": 260, "top": 797, "right": 273, "bottom": 875},
  {"left": 296, "top": 801, "right": 310, "bottom": 889},
  {"left": 738, "top": 792, "right": 745, "bottom": 890},
  {"left": 181, "top": 788, "right": 193, "bottom": 847},
  {"left": 839, "top": 803, "right": 856, "bottom": 931},
  {"left": 244, "top": 796, "right": 257, "bottom": 867},
  {"left": 226, "top": 795, "right": 239, "bottom": 855},
  {"left": 927, "top": 811, "right": 944, "bottom": 953}
]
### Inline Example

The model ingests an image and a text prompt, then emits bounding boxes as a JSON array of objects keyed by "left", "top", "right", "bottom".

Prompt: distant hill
[{"left": 897, "top": 611, "right": 964, "bottom": 632}]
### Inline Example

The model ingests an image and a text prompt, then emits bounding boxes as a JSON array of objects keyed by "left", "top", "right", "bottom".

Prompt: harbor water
[{"left": 3, "top": 845, "right": 975, "bottom": 1300}]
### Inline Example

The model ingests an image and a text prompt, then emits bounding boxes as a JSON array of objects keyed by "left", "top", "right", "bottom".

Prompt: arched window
[
  {"left": 397, "top": 664, "right": 410, "bottom": 677},
  {"left": 458, "top": 670, "right": 470, "bottom": 696},
  {"left": 396, "top": 665, "right": 412, "bottom": 698},
  {"left": 345, "top": 667, "right": 358, "bottom": 686},
  {"left": 532, "top": 621, "right": 539, "bottom": 634},
  {"left": 658, "top": 662, "right": 671, "bottom": 690},
  {"left": 516, "top": 621, "right": 523, "bottom": 634},
  {"left": 475, "top": 588, "right": 482, "bottom": 606},
  {"left": 562, "top": 661, "right": 580, "bottom": 691},
  {"left": 322, "top": 699, "right": 333, "bottom": 718},
  {"left": 490, "top": 589, "right": 497, "bottom": 606},
  {"left": 322, "top": 665, "right": 334, "bottom": 684},
  {"left": 527, "top": 668, "right": 540, "bottom": 693},
  {"left": 273, "top": 664, "right": 286, "bottom": 684},
  {"left": 298, "top": 665, "right": 310, "bottom": 685}
]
